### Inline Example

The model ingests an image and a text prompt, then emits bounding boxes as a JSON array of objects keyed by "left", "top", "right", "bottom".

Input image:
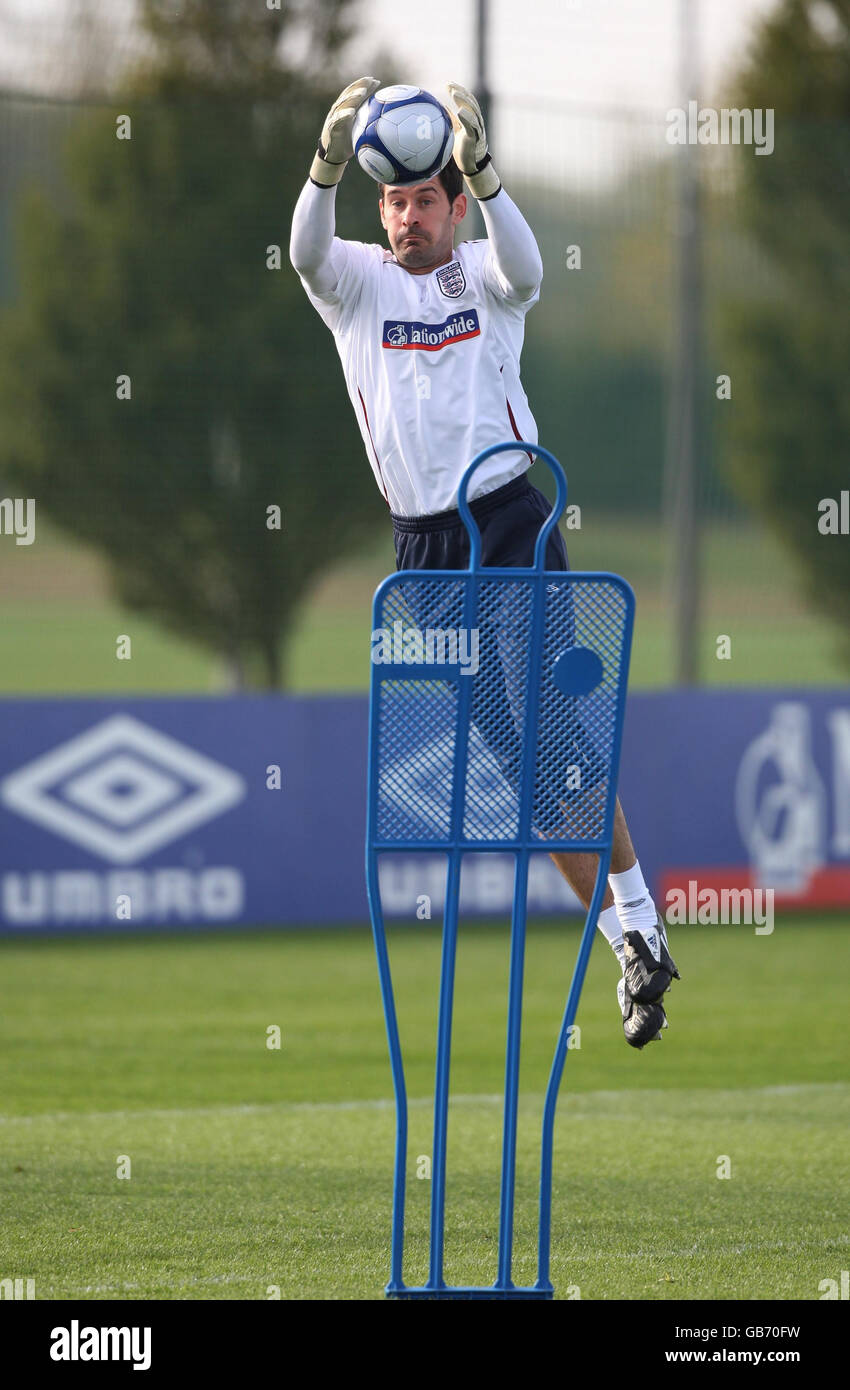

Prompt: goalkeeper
[{"left": 289, "top": 78, "right": 679, "bottom": 1047}]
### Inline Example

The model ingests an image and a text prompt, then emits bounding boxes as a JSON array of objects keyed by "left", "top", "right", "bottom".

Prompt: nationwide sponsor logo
[
  {"left": 435, "top": 260, "right": 466, "bottom": 298},
  {"left": 382, "top": 309, "right": 480, "bottom": 352},
  {"left": 0, "top": 715, "right": 245, "bottom": 864}
]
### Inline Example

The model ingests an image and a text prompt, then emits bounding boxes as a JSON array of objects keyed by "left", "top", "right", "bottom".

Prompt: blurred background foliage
[{"left": 719, "top": 0, "right": 850, "bottom": 662}]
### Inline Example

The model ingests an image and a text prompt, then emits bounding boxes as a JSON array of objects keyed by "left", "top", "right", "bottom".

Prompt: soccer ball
[{"left": 351, "top": 84, "right": 454, "bottom": 186}]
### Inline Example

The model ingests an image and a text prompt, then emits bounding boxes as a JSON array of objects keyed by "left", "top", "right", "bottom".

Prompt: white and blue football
[{"left": 351, "top": 84, "right": 454, "bottom": 186}]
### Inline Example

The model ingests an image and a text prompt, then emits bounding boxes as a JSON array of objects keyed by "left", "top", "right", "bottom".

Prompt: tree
[
  {"left": 721, "top": 0, "right": 850, "bottom": 658},
  {"left": 0, "top": 0, "right": 388, "bottom": 687}
]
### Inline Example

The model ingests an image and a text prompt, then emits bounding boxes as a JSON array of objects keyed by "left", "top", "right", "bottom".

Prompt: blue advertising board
[{"left": 0, "top": 689, "right": 848, "bottom": 933}]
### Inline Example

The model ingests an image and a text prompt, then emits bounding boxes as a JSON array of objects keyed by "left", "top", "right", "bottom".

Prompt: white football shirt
[{"left": 295, "top": 208, "right": 541, "bottom": 517}]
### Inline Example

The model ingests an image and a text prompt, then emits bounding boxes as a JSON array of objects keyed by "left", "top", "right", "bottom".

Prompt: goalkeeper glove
[
  {"left": 310, "top": 76, "right": 381, "bottom": 187},
  {"left": 446, "top": 81, "right": 501, "bottom": 200}
]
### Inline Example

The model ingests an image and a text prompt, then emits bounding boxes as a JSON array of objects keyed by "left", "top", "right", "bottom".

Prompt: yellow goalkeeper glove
[
  {"left": 310, "top": 76, "right": 381, "bottom": 187},
  {"left": 446, "top": 81, "right": 501, "bottom": 200}
]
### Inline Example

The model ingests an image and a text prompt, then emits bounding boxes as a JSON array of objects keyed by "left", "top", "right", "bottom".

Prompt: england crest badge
[{"left": 436, "top": 261, "right": 466, "bottom": 298}]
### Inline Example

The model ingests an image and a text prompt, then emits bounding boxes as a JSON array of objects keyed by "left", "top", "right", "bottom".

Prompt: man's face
[{"left": 379, "top": 180, "right": 467, "bottom": 273}]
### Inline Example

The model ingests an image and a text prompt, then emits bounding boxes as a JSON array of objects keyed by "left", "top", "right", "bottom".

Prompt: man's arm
[
  {"left": 289, "top": 76, "right": 379, "bottom": 298},
  {"left": 289, "top": 180, "right": 341, "bottom": 297},
  {"left": 478, "top": 188, "right": 544, "bottom": 304},
  {"left": 446, "top": 81, "right": 543, "bottom": 304}
]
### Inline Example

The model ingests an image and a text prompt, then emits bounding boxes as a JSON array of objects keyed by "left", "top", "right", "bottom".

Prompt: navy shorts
[
  {"left": 391, "top": 473, "right": 569, "bottom": 573},
  {"left": 390, "top": 474, "right": 606, "bottom": 834}
]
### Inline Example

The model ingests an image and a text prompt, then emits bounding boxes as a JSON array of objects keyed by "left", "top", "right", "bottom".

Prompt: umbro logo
[{"left": 0, "top": 715, "right": 245, "bottom": 863}]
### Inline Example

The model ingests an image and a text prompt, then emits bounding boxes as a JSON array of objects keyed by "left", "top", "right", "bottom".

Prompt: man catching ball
[{"left": 289, "top": 77, "right": 679, "bottom": 1047}]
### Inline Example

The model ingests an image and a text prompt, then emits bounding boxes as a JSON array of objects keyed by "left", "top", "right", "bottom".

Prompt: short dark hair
[{"left": 379, "top": 161, "right": 464, "bottom": 206}]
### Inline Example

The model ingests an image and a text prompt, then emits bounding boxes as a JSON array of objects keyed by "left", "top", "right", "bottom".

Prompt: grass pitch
[{"left": 1, "top": 916, "right": 847, "bottom": 1301}]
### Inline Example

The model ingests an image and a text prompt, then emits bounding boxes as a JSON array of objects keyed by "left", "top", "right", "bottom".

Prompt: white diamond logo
[
  {"left": 0, "top": 715, "right": 246, "bottom": 863},
  {"left": 64, "top": 754, "right": 182, "bottom": 826},
  {"left": 380, "top": 728, "right": 519, "bottom": 839}
]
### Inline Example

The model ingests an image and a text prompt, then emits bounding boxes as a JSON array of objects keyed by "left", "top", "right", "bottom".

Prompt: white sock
[
  {"left": 597, "top": 903, "right": 625, "bottom": 971},
  {"left": 608, "top": 860, "right": 658, "bottom": 939}
]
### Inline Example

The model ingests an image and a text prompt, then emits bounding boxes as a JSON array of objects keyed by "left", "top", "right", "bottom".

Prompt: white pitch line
[
  {"left": 56, "top": 1274, "right": 267, "bottom": 1295},
  {"left": 0, "top": 1094, "right": 504, "bottom": 1125},
  {"left": 0, "top": 1082, "right": 846, "bottom": 1127}
]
